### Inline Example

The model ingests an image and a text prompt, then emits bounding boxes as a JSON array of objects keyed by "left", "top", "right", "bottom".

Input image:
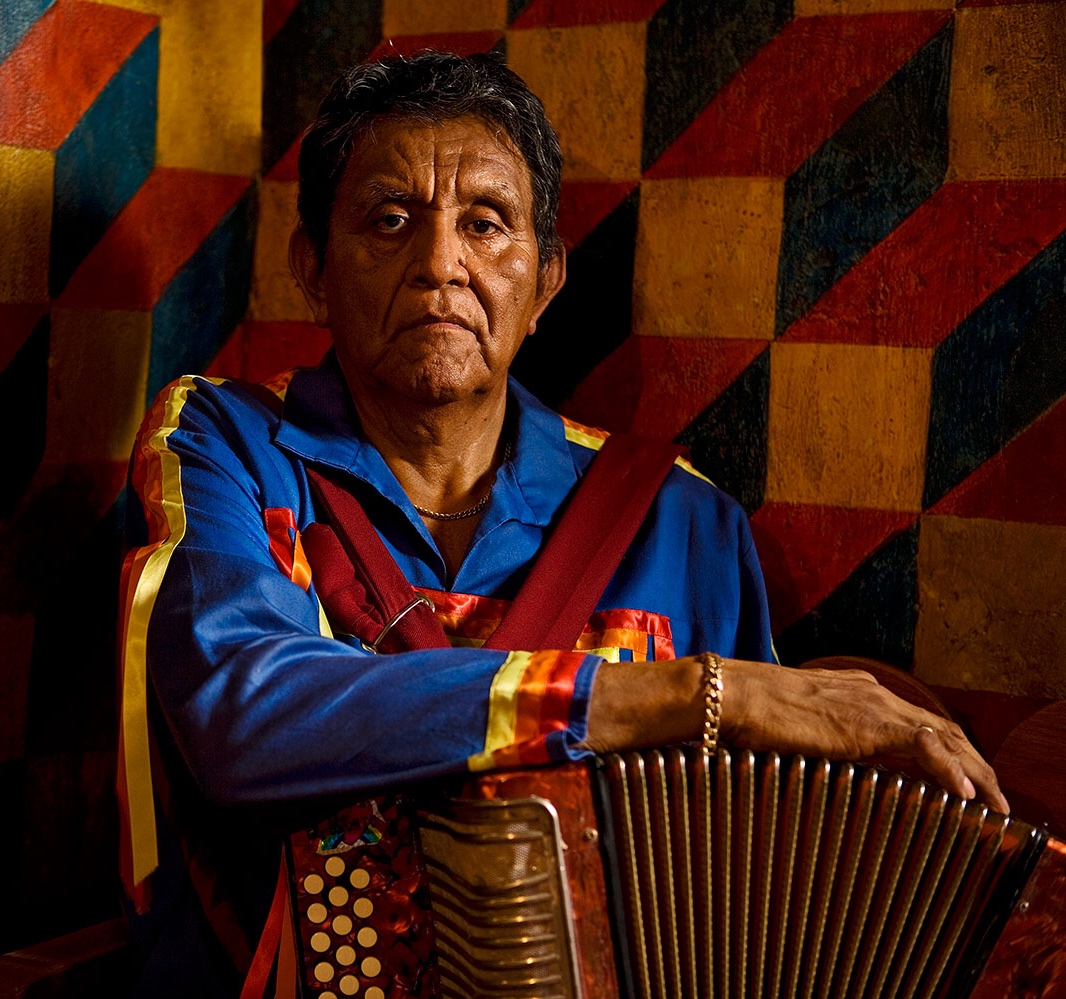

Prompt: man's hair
[{"left": 296, "top": 50, "right": 563, "bottom": 269}]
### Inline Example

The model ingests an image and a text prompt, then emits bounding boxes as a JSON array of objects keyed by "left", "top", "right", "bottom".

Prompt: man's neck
[{"left": 349, "top": 383, "right": 510, "bottom": 516}]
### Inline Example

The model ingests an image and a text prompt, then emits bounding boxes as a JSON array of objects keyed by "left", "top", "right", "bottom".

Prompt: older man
[{"left": 117, "top": 50, "right": 1005, "bottom": 996}]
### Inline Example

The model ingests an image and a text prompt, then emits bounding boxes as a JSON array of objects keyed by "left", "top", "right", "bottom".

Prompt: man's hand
[
  {"left": 582, "top": 657, "right": 1008, "bottom": 814},
  {"left": 720, "top": 659, "right": 1008, "bottom": 814}
]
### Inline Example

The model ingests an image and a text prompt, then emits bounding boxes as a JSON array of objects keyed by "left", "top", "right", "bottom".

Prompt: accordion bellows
[{"left": 288, "top": 747, "right": 1064, "bottom": 999}]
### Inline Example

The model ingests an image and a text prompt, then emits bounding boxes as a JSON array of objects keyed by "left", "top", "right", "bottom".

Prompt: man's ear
[
  {"left": 529, "top": 246, "right": 566, "bottom": 335},
  {"left": 289, "top": 226, "right": 330, "bottom": 327}
]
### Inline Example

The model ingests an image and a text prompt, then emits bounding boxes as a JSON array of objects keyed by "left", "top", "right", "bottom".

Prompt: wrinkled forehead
[{"left": 337, "top": 114, "right": 535, "bottom": 209}]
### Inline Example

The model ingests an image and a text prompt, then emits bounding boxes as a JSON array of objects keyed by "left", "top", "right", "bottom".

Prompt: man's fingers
[{"left": 912, "top": 723, "right": 1009, "bottom": 814}]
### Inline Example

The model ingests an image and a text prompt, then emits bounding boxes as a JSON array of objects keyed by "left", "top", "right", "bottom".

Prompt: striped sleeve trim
[{"left": 466, "top": 649, "right": 590, "bottom": 772}]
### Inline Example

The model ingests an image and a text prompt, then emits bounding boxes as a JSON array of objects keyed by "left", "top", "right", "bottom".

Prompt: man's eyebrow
[
  {"left": 354, "top": 178, "right": 414, "bottom": 205},
  {"left": 465, "top": 179, "right": 524, "bottom": 216}
]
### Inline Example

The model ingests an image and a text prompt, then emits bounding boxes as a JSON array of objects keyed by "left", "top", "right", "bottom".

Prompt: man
[{"left": 117, "top": 50, "right": 1005, "bottom": 996}]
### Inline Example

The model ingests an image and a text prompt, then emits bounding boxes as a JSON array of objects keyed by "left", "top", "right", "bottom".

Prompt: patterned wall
[{"left": 1, "top": 0, "right": 1063, "bottom": 953}]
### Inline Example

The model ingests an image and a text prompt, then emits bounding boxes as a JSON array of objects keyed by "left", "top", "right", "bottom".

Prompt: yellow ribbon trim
[
  {"left": 316, "top": 598, "right": 334, "bottom": 639},
  {"left": 466, "top": 650, "right": 533, "bottom": 772},
  {"left": 562, "top": 423, "right": 607, "bottom": 452},
  {"left": 121, "top": 376, "right": 222, "bottom": 886},
  {"left": 673, "top": 453, "right": 713, "bottom": 484}
]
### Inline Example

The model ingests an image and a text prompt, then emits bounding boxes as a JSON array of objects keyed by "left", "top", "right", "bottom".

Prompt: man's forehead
[{"left": 342, "top": 116, "right": 532, "bottom": 200}]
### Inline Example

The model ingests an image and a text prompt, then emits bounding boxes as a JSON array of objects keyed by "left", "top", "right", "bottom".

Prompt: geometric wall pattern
[{"left": 1, "top": 0, "right": 1064, "bottom": 953}]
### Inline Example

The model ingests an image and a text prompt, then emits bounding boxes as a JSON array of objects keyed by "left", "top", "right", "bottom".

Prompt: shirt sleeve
[{"left": 120, "top": 375, "right": 602, "bottom": 807}]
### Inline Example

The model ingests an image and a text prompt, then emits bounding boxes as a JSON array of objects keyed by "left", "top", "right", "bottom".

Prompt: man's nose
[{"left": 406, "top": 215, "right": 469, "bottom": 288}]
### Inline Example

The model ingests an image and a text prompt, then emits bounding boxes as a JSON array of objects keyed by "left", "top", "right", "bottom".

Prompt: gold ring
[{"left": 917, "top": 725, "right": 935, "bottom": 735}]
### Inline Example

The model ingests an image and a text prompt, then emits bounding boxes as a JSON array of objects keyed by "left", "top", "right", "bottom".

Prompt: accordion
[{"left": 286, "top": 746, "right": 1065, "bottom": 999}]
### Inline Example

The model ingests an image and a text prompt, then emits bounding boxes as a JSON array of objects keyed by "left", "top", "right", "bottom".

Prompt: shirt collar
[{"left": 273, "top": 350, "right": 582, "bottom": 529}]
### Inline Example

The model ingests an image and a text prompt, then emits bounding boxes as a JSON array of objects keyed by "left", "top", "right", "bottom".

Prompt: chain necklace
[{"left": 413, "top": 442, "right": 512, "bottom": 521}]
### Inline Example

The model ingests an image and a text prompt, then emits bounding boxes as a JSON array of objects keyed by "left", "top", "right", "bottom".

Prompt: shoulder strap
[
  {"left": 303, "top": 467, "right": 450, "bottom": 652},
  {"left": 485, "top": 433, "right": 682, "bottom": 651}
]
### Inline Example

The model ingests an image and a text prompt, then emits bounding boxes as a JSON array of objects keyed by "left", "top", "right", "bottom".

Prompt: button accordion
[{"left": 286, "top": 746, "right": 1065, "bottom": 998}]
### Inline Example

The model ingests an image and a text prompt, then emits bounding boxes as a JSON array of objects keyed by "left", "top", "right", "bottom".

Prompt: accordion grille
[
  {"left": 599, "top": 747, "right": 1037, "bottom": 999},
  {"left": 418, "top": 797, "right": 579, "bottom": 999}
]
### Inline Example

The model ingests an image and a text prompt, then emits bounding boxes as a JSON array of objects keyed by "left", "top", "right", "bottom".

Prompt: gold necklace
[
  {"left": 413, "top": 442, "right": 512, "bottom": 521},
  {"left": 413, "top": 492, "right": 491, "bottom": 521}
]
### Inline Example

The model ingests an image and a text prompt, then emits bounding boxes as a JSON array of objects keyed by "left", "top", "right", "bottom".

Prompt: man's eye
[
  {"left": 467, "top": 219, "right": 499, "bottom": 235},
  {"left": 376, "top": 214, "right": 407, "bottom": 231}
]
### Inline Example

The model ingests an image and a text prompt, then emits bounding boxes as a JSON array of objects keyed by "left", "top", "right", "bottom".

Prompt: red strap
[
  {"left": 299, "top": 522, "right": 388, "bottom": 640},
  {"left": 239, "top": 855, "right": 289, "bottom": 999},
  {"left": 486, "top": 433, "right": 682, "bottom": 651},
  {"left": 305, "top": 467, "right": 450, "bottom": 652}
]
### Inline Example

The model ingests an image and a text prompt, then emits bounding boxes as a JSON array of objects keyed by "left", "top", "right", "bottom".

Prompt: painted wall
[{"left": 1, "top": 0, "right": 1063, "bottom": 951}]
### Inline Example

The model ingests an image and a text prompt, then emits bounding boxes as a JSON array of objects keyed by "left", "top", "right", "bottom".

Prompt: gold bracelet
[{"left": 698, "top": 652, "right": 724, "bottom": 755}]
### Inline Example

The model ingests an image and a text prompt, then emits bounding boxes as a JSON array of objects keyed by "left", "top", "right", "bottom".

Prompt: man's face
[{"left": 292, "top": 115, "right": 564, "bottom": 411}]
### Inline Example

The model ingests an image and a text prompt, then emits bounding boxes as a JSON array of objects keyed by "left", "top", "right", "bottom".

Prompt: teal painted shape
[
  {"left": 676, "top": 347, "right": 770, "bottom": 517},
  {"left": 0, "top": 314, "right": 48, "bottom": 518},
  {"left": 773, "top": 523, "right": 919, "bottom": 668},
  {"left": 775, "top": 24, "right": 952, "bottom": 335},
  {"left": 642, "top": 0, "right": 792, "bottom": 172},
  {"left": 262, "top": 0, "right": 382, "bottom": 172},
  {"left": 508, "top": 0, "right": 535, "bottom": 21},
  {"left": 0, "top": 0, "right": 52, "bottom": 62},
  {"left": 147, "top": 186, "right": 257, "bottom": 403},
  {"left": 512, "top": 189, "right": 640, "bottom": 410},
  {"left": 49, "top": 27, "right": 159, "bottom": 298},
  {"left": 924, "top": 228, "right": 1066, "bottom": 509}
]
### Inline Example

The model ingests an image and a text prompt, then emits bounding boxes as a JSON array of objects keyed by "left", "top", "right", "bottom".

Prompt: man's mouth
[{"left": 402, "top": 313, "right": 475, "bottom": 335}]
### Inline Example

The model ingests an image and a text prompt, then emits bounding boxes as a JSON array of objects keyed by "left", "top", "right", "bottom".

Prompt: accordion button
[
  {"left": 321, "top": 992, "right": 339, "bottom": 999},
  {"left": 339, "top": 975, "right": 359, "bottom": 996},
  {"left": 357, "top": 926, "right": 377, "bottom": 947},
  {"left": 310, "top": 931, "right": 331, "bottom": 953},
  {"left": 306, "top": 902, "right": 328, "bottom": 924},
  {"left": 325, "top": 856, "right": 347, "bottom": 878},
  {"left": 352, "top": 897, "right": 374, "bottom": 919},
  {"left": 303, "top": 874, "right": 324, "bottom": 894},
  {"left": 350, "top": 868, "right": 370, "bottom": 889},
  {"left": 366, "top": 987, "right": 385, "bottom": 999},
  {"left": 313, "top": 961, "right": 335, "bottom": 983},
  {"left": 332, "top": 914, "right": 353, "bottom": 936},
  {"left": 335, "top": 945, "right": 356, "bottom": 966},
  {"left": 361, "top": 956, "right": 382, "bottom": 977},
  {"left": 329, "top": 886, "right": 350, "bottom": 907}
]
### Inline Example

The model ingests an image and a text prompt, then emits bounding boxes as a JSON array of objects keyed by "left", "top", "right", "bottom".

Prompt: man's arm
[{"left": 122, "top": 375, "right": 603, "bottom": 805}]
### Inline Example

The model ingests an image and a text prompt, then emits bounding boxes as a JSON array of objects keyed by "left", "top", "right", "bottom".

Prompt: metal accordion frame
[{"left": 288, "top": 746, "right": 1064, "bottom": 999}]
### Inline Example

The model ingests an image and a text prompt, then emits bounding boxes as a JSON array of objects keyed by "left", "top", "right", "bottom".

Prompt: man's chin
[
  {"left": 384, "top": 367, "right": 497, "bottom": 408},
  {"left": 340, "top": 350, "right": 501, "bottom": 411}
]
